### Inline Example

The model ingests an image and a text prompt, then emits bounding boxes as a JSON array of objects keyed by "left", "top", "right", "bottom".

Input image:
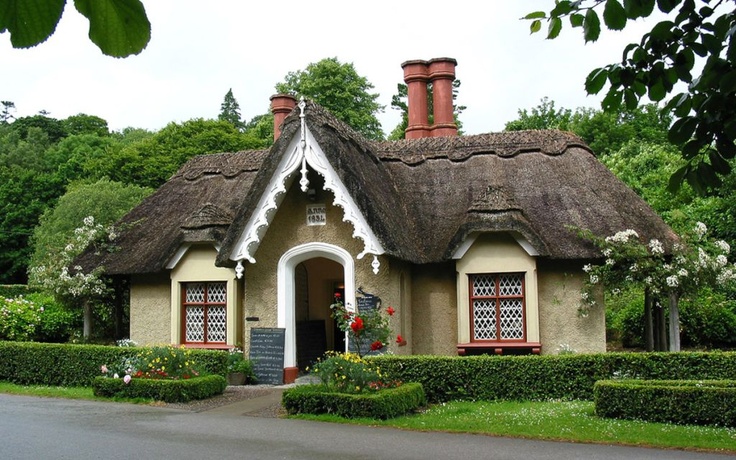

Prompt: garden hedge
[
  {"left": 282, "top": 382, "right": 426, "bottom": 419},
  {"left": 371, "top": 352, "right": 736, "bottom": 403},
  {"left": 92, "top": 374, "right": 227, "bottom": 403},
  {"left": 0, "top": 341, "right": 230, "bottom": 386},
  {"left": 594, "top": 379, "right": 736, "bottom": 427}
]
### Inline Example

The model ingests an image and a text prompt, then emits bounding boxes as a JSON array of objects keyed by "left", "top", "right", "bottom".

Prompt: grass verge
[
  {"left": 0, "top": 381, "right": 154, "bottom": 404},
  {"left": 291, "top": 400, "right": 736, "bottom": 454}
]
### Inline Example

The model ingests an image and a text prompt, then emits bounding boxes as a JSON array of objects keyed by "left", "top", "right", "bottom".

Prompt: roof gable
[{"left": 223, "top": 100, "right": 385, "bottom": 275}]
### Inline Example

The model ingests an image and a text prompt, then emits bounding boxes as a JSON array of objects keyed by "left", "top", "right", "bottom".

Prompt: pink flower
[
  {"left": 123, "top": 375, "right": 132, "bottom": 384},
  {"left": 100, "top": 365, "right": 108, "bottom": 374}
]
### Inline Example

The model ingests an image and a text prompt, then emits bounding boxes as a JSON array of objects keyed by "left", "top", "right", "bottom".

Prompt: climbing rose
[
  {"left": 123, "top": 375, "right": 132, "bottom": 384},
  {"left": 370, "top": 340, "right": 384, "bottom": 351},
  {"left": 350, "top": 317, "right": 364, "bottom": 334},
  {"left": 396, "top": 334, "right": 404, "bottom": 344},
  {"left": 386, "top": 306, "right": 395, "bottom": 316}
]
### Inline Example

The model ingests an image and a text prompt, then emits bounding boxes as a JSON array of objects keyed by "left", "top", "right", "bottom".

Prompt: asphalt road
[{"left": 0, "top": 394, "right": 732, "bottom": 460}]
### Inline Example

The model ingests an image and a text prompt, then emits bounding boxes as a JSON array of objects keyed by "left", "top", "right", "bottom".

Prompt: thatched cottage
[{"left": 80, "top": 58, "right": 677, "bottom": 383}]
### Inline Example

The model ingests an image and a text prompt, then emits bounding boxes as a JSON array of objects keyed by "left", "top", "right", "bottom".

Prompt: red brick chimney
[
  {"left": 428, "top": 57, "right": 458, "bottom": 137},
  {"left": 270, "top": 94, "right": 297, "bottom": 141},
  {"left": 401, "top": 60, "right": 430, "bottom": 139}
]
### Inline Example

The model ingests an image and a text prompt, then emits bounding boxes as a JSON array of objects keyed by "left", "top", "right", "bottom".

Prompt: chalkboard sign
[
  {"left": 249, "top": 327, "right": 285, "bottom": 385},
  {"left": 350, "top": 290, "right": 383, "bottom": 356}
]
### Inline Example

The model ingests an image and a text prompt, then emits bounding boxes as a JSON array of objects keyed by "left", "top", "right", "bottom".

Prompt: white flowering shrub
[
  {"left": 0, "top": 296, "right": 44, "bottom": 341},
  {"left": 28, "top": 216, "right": 114, "bottom": 305},
  {"left": 579, "top": 223, "right": 736, "bottom": 316}
]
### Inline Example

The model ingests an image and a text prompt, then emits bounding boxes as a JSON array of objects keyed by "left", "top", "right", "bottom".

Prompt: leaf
[
  {"left": 650, "top": 20, "right": 675, "bottom": 40},
  {"left": 524, "top": 11, "right": 547, "bottom": 20},
  {"left": 603, "top": 0, "right": 627, "bottom": 30},
  {"left": 602, "top": 89, "right": 623, "bottom": 111},
  {"left": 648, "top": 79, "right": 667, "bottom": 101},
  {"left": 719, "top": 69, "right": 736, "bottom": 94},
  {"left": 570, "top": 13, "right": 585, "bottom": 27},
  {"left": 585, "top": 68, "right": 608, "bottom": 94},
  {"left": 550, "top": 1, "right": 575, "bottom": 17},
  {"left": 584, "top": 9, "right": 601, "bottom": 42},
  {"left": 624, "top": 0, "right": 655, "bottom": 18},
  {"left": 0, "top": 0, "right": 65, "bottom": 48},
  {"left": 668, "top": 116, "right": 697, "bottom": 144},
  {"left": 530, "top": 19, "right": 542, "bottom": 34},
  {"left": 624, "top": 88, "right": 639, "bottom": 110},
  {"left": 725, "top": 119, "right": 736, "bottom": 142},
  {"left": 547, "top": 17, "right": 563, "bottom": 39},
  {"left": 667, "top": 165, "right": 688, "bottom": 193},
  {"left": 656, "top": 0, "right": 681, "bottom": 14},
  {"left": 697, "top": 160, "right": 722, "bottom": 190},
  {"left": 73, "top": 0, "right": 151, "bottom": 58},
  {"left": 708, "top": 148, "right": 732, "bottom": 175}
]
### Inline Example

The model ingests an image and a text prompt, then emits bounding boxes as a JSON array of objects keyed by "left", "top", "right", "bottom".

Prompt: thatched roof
[{"left": 79, "top": 100, "right": 677, "bottom": 275}]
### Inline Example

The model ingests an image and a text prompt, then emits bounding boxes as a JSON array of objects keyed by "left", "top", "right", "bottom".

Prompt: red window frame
[
  {"left": 469, "top": 273, "right": 526, "bottom": 343},
  {"left": 181, "top": 282, "right": 227, "bottom": 345}
]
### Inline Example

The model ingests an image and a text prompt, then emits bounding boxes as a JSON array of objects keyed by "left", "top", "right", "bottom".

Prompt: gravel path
[{"left": 161, "top": 385, "right": 286, "bottom": 417}]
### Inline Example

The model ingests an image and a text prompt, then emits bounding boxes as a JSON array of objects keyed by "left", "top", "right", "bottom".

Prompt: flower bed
[
  {"left": 92, "top": 374, "right": 227, "bottom": 403},
  {"left": 594, "top": 379, "right": 736, "bottom": 427},
  {"left": 282, "top": 382, "right": 425, "bottom": 419}
]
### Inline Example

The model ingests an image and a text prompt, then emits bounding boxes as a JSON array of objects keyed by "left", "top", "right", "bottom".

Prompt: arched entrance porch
[{"left": 277, "top": 243, "right": 355, "bottom": 376}]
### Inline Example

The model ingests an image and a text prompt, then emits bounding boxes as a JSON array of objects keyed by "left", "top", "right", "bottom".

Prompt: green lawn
[
  {"left": 292, "top": 400, "right": 736, "bottom": 454},
  {"left": 2, "top": 382, "right": 734, "bottom": 453}
]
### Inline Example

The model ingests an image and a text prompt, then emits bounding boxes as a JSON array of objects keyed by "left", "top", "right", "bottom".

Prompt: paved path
[{"left": 0, "top": 393, "right": 732, "bottom": 460}]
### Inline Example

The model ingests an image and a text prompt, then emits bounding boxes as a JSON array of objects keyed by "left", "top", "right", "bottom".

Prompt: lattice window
[
  {"left": 470, "top": 273, "right": 525, "bottom": 342},
  {"left": 182, "top": 282, "right": 227, "bottom": 344}
]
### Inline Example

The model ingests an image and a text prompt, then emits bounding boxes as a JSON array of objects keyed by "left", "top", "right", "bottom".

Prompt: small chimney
[
  {"left": 270, "top": 94, "right": 297, "bottom": 141},
  {"left": 401, "top": 60, "right": 430, "bottom": 139},
  {"left": 428, "top": 57, "right": 458, "bottom": 137}
]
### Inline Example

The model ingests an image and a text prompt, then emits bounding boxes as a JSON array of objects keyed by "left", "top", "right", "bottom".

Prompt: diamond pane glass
[
  {"left": 499, "top": 299, "right": 524, "bottom": 339},
  {"left": 472, "top": 299, "right": 497, "bottom": 340},
  {"left": 207, "top": 306, "right": 227, "bottom": 342},
  {"left": 472, "top": 275, "right": 496, "bottom": 296},
  {"left": 208, "top": 283, "right": 227, "bottom": 303},
  {"left": 186, "top": 283, "right": 205, "bottom": 303},
  {"left": 185, "top": 306, "right": 205, "bottom": 342},
  {"left": 499, "top": 274, "right": 523, "bottom": 296}
]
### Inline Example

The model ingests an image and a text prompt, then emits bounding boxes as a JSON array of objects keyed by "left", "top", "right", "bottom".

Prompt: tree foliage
[
  {"left": 0, "top": 0, "right": 151, "bottom": 58},
  {"left": 526, "top": 0, "right": 736, "bottom": 194},
  {"left": 218, "top": 89, "right": 245, "bottom": 131},
  {"left": 275, "top": 57, "right": 385, "bottom": 140}
]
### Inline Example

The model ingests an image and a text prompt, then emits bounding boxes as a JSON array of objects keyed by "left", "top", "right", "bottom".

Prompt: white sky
[{"left": 0, "top": 1, "right": 660, "bottom": 136}]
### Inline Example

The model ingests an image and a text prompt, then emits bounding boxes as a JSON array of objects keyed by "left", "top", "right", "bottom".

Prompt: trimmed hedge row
[
  {"left": 282, "top": 383, "right": 426, "bottom": 419},
  {"left": 0, "top": 341, "right": 230, "bottom": 386},
  {"left": 371, "top": 352, "right": 736, "bottom": 403},
  {"left": 594, "top": 379, "right": 736, "bottom": 427},
  {"left": 0, "top": 285, "right": 33, "bottom": 298},
  {"left": 92, "top": 374, "right": 227, "bottom": 403}
]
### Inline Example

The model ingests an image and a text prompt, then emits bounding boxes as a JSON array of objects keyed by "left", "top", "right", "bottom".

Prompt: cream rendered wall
[
  {"left": 170, "top": 244, "right": 240, "bottom": 346},
  {"left": 241, "top": 179, "right": 402, "bottom": 358},
  {"left": 411, "top": 262, "right": 457, "bottom": 355},
  {"left": 130, "top": 272, "right": 171, "bottom": 345},
  {"left": 537, "top": 263, "right": 606, "bottom": 354},
  {"left": 455, "top": 233, "right": 540, "bottom": 345}
]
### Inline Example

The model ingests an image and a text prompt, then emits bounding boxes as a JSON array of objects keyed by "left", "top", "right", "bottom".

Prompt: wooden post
[
  {"left": 656, "top": 301, "right": 668, "bottom": 351},
  {"left": 668, "top": 292, "right": 681, "bottom": 352},
  {"left": 83, "top": 300, "right": 93, "bottom": 339}
]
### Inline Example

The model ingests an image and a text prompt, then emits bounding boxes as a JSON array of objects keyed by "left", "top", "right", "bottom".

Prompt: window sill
[{"left": 456, "top": 342, "right": 541, "bottom": 356}]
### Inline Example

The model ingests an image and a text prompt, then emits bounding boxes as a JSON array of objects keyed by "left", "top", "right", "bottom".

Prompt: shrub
[
  {"left": 0, "top": 296, "right": 44, "bottom": 341},
  {"left": 0, "top": 285, "right": 34, "bottom": 298},
  {"left": 282, "top": 382, "right": 425, "bottom": 419},
  {"left": 372, "top": 352, "right": 736, "bottom": 403},
  {"left": 309, "top": 352, "right": 396, "bottom": 393},
  {"left": 594, "top": 379, "right": 736, "bottom": 427},
  {"left": 226, "top": 348, "right": 256, "bottom": 383},
  {"left": 26, "top": 292, "right": 81, "bottom": 343},
  {"left": 0, "top": 342, "right": 229, "bottom": 386},
  {"left": 92, "top": 374, "right": 227, "bottom": 402}
]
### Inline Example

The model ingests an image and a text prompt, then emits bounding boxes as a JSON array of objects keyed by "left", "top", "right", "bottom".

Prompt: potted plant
[{"left": 226, "top": 348, "right": 254, "bottom": 385}]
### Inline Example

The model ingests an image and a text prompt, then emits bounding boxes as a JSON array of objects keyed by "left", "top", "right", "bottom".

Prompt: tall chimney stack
[
  {"left": 428, "top": 57, "right": 458, "bottom": 137},
  {"left": 270, "top": 94, "right": 297, "bottom": 141},
  {"left": 401, "top": 60, "right": 430, "bottom": 139}
]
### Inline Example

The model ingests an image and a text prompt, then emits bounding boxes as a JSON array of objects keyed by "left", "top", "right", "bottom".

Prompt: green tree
[
  {"left": 218, "top": 88, "right": 245, "bottom": 131},
  {"left": 243, "top": 113, "right": 274, "bottom": 146},
  {"left": 276, "top": 57, "right": 385, "bottom": 140},
  {"left": 388, "top": 80, "right": 466, "bottom": 140},
  {"left": 1, "top": 101, "right": 15, "bottom": 123},
  {"left": 526, "top": 0, "right": 736, "bottom": 193},
  {"left": 504, "top": 97, "right": 573, "bottom": 132},
  {"left": 62, "top": 113, "right": 109, "bottom": 136},
  {"left": 0, "top": 0, "right": 151, "bottom": 58},
  {"left": 10, "top": 114, "right": 68, "bottom": 143}
]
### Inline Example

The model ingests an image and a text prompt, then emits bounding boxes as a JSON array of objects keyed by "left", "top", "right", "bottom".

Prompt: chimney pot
[
  {"left": 270, "top": 94, "right": 297, "bottom": 141},
  {"left": 428, "top": 57, "right": 458, "bottom": 137},
  {"left": 401, "top": 60, "right": 430, "bottom": 139}
]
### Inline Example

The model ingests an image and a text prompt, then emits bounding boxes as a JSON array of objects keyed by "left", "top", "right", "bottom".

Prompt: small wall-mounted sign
[{"left": 306, "top": 204, "right": 326, "bottom": 226}]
